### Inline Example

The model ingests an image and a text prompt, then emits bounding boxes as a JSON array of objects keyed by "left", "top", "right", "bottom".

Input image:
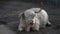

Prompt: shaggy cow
[{"left": 18, "top": 8, "right": 51, "bottom": 32}]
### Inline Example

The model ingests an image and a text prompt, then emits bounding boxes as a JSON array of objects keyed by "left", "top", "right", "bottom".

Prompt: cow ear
[
  {"left": 22, "top": 13, "right": 25, "bottom": 19},
  {"left": 19, "top": 12, "right": 25, "bottom": 19},
  {"left": 19, "top": 12, "right": 24, "bottom": 17},
  {"left": 19, "top": 12, "right": 25, "bottom": 24}
]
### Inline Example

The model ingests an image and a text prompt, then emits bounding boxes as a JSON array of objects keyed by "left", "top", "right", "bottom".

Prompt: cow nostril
[
  {"left": 30, "top": 21, "right": 33, "bottom": 25},
  {"left": 30, "top": 23, "right": 33, "bottom": 25}
]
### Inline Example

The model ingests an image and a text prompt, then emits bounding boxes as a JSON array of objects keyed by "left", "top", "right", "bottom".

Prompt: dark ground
[{"left": 0, "top": 1, "right": 60, "bottom": 34}]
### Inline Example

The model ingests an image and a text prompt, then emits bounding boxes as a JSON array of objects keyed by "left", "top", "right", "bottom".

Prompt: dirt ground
[{"left": 0, "top": 1, "right": 60, "bottom": 34}]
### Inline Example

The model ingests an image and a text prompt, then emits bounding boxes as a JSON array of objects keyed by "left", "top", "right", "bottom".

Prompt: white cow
[{"left": 18, "top": 8, "right": 51, "bottom": 32}]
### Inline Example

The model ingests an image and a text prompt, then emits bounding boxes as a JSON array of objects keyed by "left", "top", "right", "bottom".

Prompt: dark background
[{"left": 0, "top": 0, "right": 60, "bottom": 34}]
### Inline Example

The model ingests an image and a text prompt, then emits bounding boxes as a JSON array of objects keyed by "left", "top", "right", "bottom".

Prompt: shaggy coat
[{"left": 18, "top": 8, "right": 51, "bottom": 32}]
